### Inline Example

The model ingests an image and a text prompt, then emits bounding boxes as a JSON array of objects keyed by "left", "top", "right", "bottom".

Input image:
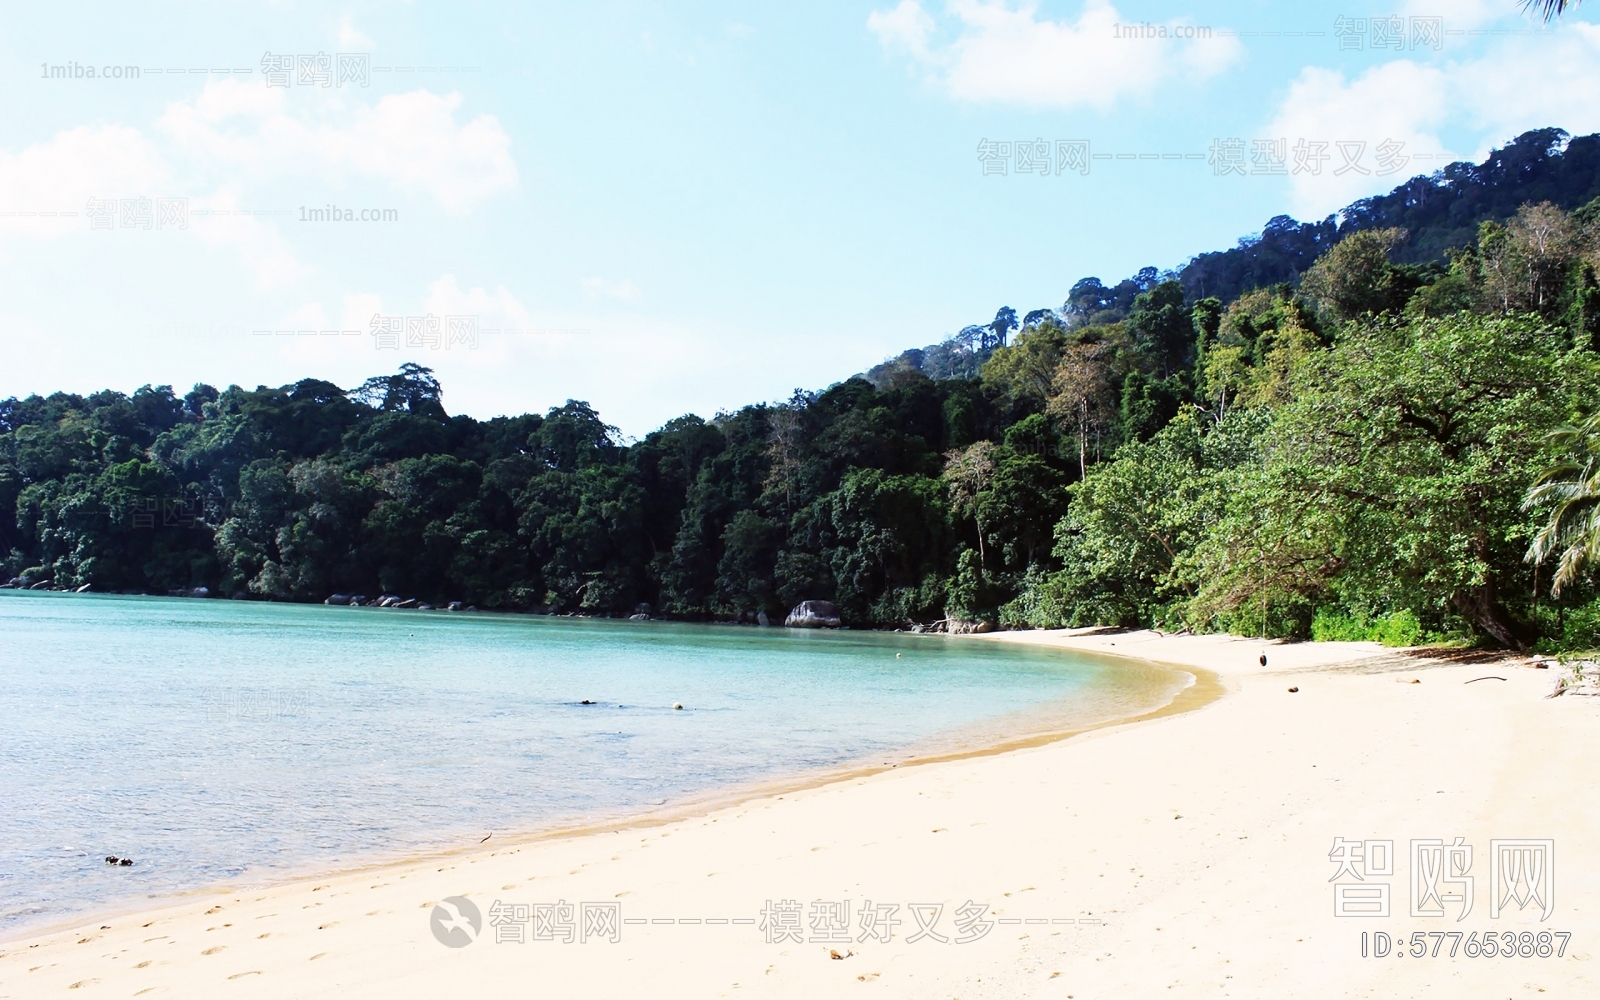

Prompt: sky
[{"left": 2, "top": 0, "right": 1599, "bottom": 437}]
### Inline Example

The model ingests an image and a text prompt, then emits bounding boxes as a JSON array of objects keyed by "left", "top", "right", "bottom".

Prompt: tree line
[{"left": 6, "top": 135, "right": 1600, "bottom": 649}]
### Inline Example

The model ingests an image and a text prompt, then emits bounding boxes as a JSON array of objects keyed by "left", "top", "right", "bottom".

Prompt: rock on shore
[{"left": 784, "top": 600, "right": 842, "bottom": 629}]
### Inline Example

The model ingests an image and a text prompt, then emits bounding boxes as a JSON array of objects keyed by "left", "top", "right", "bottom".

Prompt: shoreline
[
  {"left": 0, "top": 633, "right": 1210, "bottom": 946},
  {"left": 5, "top": 630, "right": 1592, "bottom": 999}
]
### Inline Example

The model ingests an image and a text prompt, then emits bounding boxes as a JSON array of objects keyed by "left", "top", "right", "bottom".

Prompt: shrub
[{"left": 1311, "top": 607, "right": 1426, "bottom": 647}]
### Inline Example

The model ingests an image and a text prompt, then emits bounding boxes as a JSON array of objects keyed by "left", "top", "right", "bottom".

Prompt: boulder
[
  {"left": 325, "top": 594, "right": 352, "bottom": 606},
  {"left": 29, "top": 580, "right": 53, "bottom": 590},
  {"left": 785, "top": 600, "right": 842, "bottom": 629},
  {"left": 757, "top": 610, "right": 771, "bottom": 627},
  {"left": 395, "top": 598, "right": 418, "bottom": 609},
  {"left": 349, "top": 595, "right": 368, "bottom": 607},
  {"left": 628, "top": 613, "right": 649, "bottom": 621},
  {"left": 75, "top": 583, "right": 92, "bottom": 593},
  {"left": 945, "top": 619, "right": 995, "bottom": 635},
  {"left": 377, "top": 595, "right": 400, "bottom": 608},
  {"left": 446, "top": 601, "right": 464, "bottom": 612},
  {"left": 633, "top": 602, "right": 652, "bottom": 617},
  {"left": 417, "top": 603, "right": 434, "bottom": 611}
]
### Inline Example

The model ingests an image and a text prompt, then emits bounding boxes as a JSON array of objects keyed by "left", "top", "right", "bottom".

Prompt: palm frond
[
  {"left": 1522, "top": 0, "right": 1582, "bottom": 22},
  {"left": 1525, "top": 408, "right": 1600, "bottom": 594}
]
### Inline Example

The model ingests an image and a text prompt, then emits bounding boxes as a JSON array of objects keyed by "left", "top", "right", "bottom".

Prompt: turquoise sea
[{"left": 0, "top": 591, "right": 1185, "bottom": 935}]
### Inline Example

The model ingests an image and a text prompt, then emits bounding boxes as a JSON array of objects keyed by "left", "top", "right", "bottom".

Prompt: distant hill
[
  {"left": 1180, "top": 127, "right": 1600, "bottom": 303},
  {"left": 868, "top": 128, "right": 1600, "bottom": 385}
]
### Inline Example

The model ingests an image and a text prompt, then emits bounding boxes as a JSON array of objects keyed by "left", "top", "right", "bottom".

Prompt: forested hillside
[
  {"left": 7, "top": 129, "right": 1600, "bottom": 650},
  {"left": 872, "top": 128, "right": 1600, "bottom": 380}
]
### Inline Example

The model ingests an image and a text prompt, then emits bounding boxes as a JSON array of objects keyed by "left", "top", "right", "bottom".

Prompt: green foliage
[
  {"left": 1531, "top": 596, "right": 1600, "bottom": 652},
  {"left": 1310, "top": 608, "right": 1428, "bottom": 647},
  {"left": 1299, "top": 227, "right": 1415, "bottom": 321},
  {"left": 8, "top": 174, "right": 1600, "bottom": 652}
]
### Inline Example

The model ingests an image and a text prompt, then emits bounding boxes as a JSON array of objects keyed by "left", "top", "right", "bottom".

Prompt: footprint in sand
[{"left": 201, "top": 946, "right": 225, "bottom": 955}]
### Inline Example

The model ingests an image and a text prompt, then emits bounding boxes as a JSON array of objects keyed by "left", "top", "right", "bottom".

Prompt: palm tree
[
  {"left": 1523, "top": 0, "right": 1582, "bottom": 20},
  {"left": 1524, "top": 412, "right": 1600, "bottom": 596}
]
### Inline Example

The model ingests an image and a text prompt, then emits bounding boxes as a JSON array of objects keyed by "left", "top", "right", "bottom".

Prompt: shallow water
[{"left": 0, "top": 591, "right": 1183, "bottom": 934}]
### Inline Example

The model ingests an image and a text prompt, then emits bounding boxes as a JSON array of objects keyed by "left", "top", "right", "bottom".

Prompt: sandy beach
[{"left": 2, "top": 628, "right": 1594, "bottom": 999}]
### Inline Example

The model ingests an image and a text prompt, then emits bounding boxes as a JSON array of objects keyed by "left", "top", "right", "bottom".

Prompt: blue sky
[{"left": 2, "top": 0, "right": 1598, "bottom": 435}]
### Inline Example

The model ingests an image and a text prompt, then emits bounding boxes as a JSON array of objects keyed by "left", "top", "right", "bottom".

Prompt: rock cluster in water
[
  {"left": 323, "top": 594, "right": 476, "bottom": 612},
  {"left": 785, "top": 600, "right": 842, "bottom": 628}
]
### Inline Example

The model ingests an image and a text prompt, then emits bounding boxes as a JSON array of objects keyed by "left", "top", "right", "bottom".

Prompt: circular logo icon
[{"left": 430, "top": 895, "right": 482, "bottom": 948}]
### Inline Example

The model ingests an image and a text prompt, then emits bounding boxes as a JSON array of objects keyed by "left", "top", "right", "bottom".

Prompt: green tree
[
  {"left": 1255, "top": 314, "right": 1584, "bottom": 647},
  {"left": 1524, "top": 411, "right": 1600, "bottom": 596},
  {"left": 941, "top": 441, "right": 997, "bottom": 567},
  {"left": 1299, "top": 228, "right": 1412, "bottom": 321}
]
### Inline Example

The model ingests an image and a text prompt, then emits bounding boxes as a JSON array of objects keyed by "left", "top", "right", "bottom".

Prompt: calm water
[{"left": 0, "top": 591, "right": 1184, "bottom": 934}]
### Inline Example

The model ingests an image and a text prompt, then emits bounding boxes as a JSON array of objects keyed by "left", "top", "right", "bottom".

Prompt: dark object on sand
[
  {"left": 1465, "top": 676, "right": 1507, "bottom": 684},
  {"left": 580, "top": 699, "right": 595, "bottom": 705},
  {"left": 1287, "top": 686, "right": 1299, "bottom": 693},
  {"left": 1260, "top": 653, "right": 1268, "bottom": 667}
]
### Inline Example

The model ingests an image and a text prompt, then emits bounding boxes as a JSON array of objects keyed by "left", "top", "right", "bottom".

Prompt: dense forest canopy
[
  {"left": 7, "top": 129, "right": 1600, "bottom": 651},
  {"left": 869, "top": 128, "right": 1600, "bottom": 385}
]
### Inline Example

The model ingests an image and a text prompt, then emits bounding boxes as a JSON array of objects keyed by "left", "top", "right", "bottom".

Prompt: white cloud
[
  {"left": 0, "top": 123, "right": 307, "bottom": 287},
  {"left": 1397, "top": 0, "right": 1512, "bottom": 33},
  {"left": 1266, "top": 25, "right": 1600, "bottom": 219},
  {"left": 188, "top": 187, "right": 310, "bottom": 289},
  {"left": 1455, "top": 24, "right": 1600, "bottom": 145},
  {"left": 869, "top": 0, "right": 1242, "bottom": 110},
  {"left": 338, "top": 293, "right": 386, "bottom": 333},
  {"left": 0, "top": 126, "right": 170, "bottom": 234},
  {"left": 422, "top": 274, "right": 533, "bottom": 327},
  {"left": 1265, "top": 61, "right": 1452, "bottom": 218},
  {"left": 159, "top": 80, "right": 518, "bottom": 213},
  {"left": 868, "top": 1, "right": 937, "bottom": 61},
  {"left": 278, "top": 293, "right": 384, "bottom": 334},
  {"left": 337, "top": 15, "right": 375, "bottom": 51},
  {"left": 256, "top": 294, "right": 387, "bottom": 367},
  {"left": 581, "top": 277, "right": 642, "bottom": 302}
]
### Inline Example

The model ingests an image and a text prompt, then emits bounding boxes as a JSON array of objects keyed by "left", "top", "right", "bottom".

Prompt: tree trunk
[
  {"left": 1452, "top": 575, "right": 1527, "bottom": 650},
  {"left": 1078, "top": 423, "right": 1087, "bottom": 483}
]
